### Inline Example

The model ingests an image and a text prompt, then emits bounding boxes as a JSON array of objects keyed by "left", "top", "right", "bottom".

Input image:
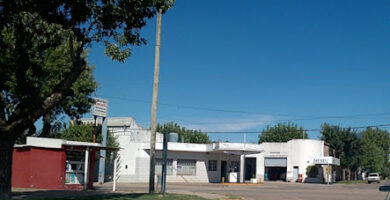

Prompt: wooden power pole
[{"left": 149, "top": 8, "right": 162, "bottom": 194}]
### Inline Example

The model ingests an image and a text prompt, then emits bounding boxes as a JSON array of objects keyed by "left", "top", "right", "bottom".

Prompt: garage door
[{"left": 264, "top": 158, "right": 287, "bottom": 167}]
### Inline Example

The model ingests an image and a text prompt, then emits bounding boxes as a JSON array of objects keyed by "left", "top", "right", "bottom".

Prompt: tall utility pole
[
  {"left": 161, "top": 132, "right": 168, "bottom": 194},
  {"left": 149, "top": 8, "right": 162, "bottom": 194}
]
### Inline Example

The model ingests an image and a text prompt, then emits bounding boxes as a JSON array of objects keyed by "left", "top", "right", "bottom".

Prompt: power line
[
  {"left": 98, "top": 94, "right": 390, "bottom": 122},
  {"left": 205, "top": 123, "right": 390, "bottom": 133},
  {"left": 108, "top": 123, "right": 390, "bottom": 134}
]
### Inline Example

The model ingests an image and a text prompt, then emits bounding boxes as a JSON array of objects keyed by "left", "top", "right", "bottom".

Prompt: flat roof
[
  {"left": 14, "top": 137, "right": 118, "bottom": 151},
  {"left": 143, "top": 142, "right": 263, "bottom": 154}
]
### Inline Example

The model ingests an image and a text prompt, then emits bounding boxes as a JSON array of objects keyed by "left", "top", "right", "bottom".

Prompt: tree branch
[{"left": 4, "top": 34, "right": 88, "bottom": 136}]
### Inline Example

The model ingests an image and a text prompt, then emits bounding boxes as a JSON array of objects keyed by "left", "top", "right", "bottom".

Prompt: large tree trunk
[
  {"left": 41, "top": 113, "right": 52, "bottom": 137},
  {"left": 0, "top": 135, "right": 16, "bottom": 199},
  {"left": 347, "top": 168, "right": 351, "bottom": 181},
  {"left": 342, "top": 168, "right": 346, "bottom": 180}
]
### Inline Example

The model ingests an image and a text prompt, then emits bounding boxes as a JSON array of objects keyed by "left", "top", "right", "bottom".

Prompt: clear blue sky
[{"left": 87, "top": 0, "right": 390, "bottom": 143}]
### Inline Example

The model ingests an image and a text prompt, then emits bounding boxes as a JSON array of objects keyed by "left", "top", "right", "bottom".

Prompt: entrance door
[
  {"left": 264, "top": 157, "right": 287, "bottom": 181},
  {"left": 293, "top": 166, "right": 299, "bottom": 182},
  {"left": 221, "top": 161, "right": 227, "bottom": 183},
  {"left": 245, "top": 158, "right": 256, "bottom": 180}
]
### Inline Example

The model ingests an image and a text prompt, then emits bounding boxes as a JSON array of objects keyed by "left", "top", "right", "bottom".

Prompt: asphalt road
[
  {"left": 104, "top": 181, "right": 389, "bottom": 200},
  {"left": 13, "top": 181, "right": 390, "bottom": 200}
]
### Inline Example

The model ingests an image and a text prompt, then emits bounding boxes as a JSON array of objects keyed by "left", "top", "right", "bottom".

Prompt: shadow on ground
[
  {"left": 12, "top": 191, "right": 209, "bottom": 200},
  {"left": 12, "top": 190, "right": 132, "bottom": 200}
]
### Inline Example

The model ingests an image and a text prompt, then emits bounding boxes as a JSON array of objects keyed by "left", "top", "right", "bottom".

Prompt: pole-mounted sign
[
  {"left": 92, "top": 97, "right": 109, "bottom": 184},
  {"left": 93, "top": 98, "right": 108, "bottom": 117}
]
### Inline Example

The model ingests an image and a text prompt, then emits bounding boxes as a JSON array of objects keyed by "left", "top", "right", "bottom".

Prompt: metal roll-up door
[{"left": 264, "top": 158, "right": 287, "bottom": 167}]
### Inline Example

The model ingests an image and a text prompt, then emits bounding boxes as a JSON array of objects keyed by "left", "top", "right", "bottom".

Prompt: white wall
[
  {"left": 83, "top": 117, "right": 331, "bottom": 184},
  {"left": 247, "top": 139, "right": 324, "bottom": 182},
  {"left": 116, "top": 146, "right": 239, "bottom": 183}
]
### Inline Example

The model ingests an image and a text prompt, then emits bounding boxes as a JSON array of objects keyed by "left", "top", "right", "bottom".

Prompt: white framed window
[
  {"left": 65, "top": 150, "right": 85, "bottom": 184},
  {"left": 155, "top": 159, "right": 173, "bottom": 175},
  {"left": 208, "top": 160, "right": 217, "bottom": 171},
  {"left": 177, "top": 159, "right": 196, "bottom": 176}
]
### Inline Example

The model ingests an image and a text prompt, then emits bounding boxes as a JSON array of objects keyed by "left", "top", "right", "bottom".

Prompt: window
[
  {"left": 65, "top": 150, "right": 85, "bottom": 184},
  {"left": 177, "top": 159, "right": 196, "bottom": 176},
  {"left": 155, "top": 159, "right": 173, "bottom": 175},
  {"left": 208, "top": 160, "right": 217, "bottom": 171},
  {"left": 229, "top": 161, "right": 240, "bottom": 172}
]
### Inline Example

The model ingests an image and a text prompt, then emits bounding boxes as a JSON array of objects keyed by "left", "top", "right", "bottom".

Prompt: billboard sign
[{"left": 92, "top": 98, "right": 108, "bottom": 117}]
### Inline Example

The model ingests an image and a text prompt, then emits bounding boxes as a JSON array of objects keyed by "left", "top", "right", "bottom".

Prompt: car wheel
[{"left": 368, "top": 181, "right": 371, "bottom": 184}]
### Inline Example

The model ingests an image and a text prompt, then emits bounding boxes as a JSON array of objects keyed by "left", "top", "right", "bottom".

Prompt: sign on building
[
  {"left": 92, "top": 98, "right": 108, "bottom": 117},
  {"left": 312, "top": 156, "right": 340, "bottom": 166}
]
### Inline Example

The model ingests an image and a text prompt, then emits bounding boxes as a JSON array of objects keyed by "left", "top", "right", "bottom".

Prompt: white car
[{"left": 367, "top": 172, "right": 380, "bottom": 184}]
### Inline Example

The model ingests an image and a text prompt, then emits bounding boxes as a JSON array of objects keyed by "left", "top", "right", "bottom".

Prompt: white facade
[
  {"left": 247, "top": 139, "right": 339, "bottom": 183},
  {"left": 81, "top": 117, "right": 339, "bottom": 183}
]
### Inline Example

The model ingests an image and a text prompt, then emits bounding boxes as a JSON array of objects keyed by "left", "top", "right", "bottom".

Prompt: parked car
[
  {"left": 367, "top": 172, "right": 380, "bottom": 184},
  {"left": 379, "top": 185, "right": 390, "bottom": 200}
]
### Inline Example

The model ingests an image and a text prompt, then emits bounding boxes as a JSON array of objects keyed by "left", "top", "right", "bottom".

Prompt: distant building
[{"left": 81, "top": 117, "right": 339, "bottom": 184}]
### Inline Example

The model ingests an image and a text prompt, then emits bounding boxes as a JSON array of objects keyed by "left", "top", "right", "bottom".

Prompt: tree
[
  {"left": 0, "top": 1, "right": 173, "bottom": 198},
  {"left": 29, "top": 45, "right": 97, "bottom": 140},
  {"left": 258, "top": 122, "right": 308, "bottom": 143},
  {"left": 306, "top": 165, "right": 319, "bottom": 178},
  {"left": 320, "top": 123, "right": 361, "bottom": 180},
  {"left": 360, "top": 127, "right": 390, "bottom": 177},
  {"left": 156, "top": 122, "right": 211, "bottom": 144},
  {"left": 57, "top": 122, "right": 119, "bottom": 148},
  {"left": 360, "top": 140, "right": 384, "bottom": 173}
]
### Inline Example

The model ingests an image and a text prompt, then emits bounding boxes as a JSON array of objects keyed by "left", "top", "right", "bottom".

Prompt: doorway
[
  {"left": 221, "top": 161, "right": 227, "bottom": 182},
  {"left": 293, "top": 166, "right": 299, "bottom": 182},
  {"left": 245, "top": 158, "right": 256, "bottom": 180},
  {"left": 264, "top": 157, "right": 287, "bottom": 181}
]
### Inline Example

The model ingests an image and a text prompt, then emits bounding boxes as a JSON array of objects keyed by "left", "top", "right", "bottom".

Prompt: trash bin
[{"left": 297, "top": 174, "right": 303, "bottom": 183}]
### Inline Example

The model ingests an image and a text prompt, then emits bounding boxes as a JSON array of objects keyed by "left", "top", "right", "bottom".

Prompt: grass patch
[
  {"left": 34, "top": 193, "right": 209, "bottom": 200},
  {"left": 337, "top": 180, "right": 366, "bottom": 184},
  {"left": 220, "top": 194, "right": 242, "bottom": 200}
]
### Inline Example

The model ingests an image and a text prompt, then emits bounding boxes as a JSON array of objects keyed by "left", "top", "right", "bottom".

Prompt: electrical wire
[
  {"left": 106, "top": 123, "right": 390, "bottom": 134},
  {"left": 98, "top": 94, "right": 390, "bottom": 123}
]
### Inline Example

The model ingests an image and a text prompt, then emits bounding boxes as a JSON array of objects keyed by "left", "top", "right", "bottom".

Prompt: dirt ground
[{"left": 13, "top": 181, "right": 389, "bottom": 200}]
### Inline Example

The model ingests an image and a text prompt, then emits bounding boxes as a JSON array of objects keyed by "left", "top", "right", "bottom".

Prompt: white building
[{"left": 81, "top": 117, "right": 339, "bottom": 184}]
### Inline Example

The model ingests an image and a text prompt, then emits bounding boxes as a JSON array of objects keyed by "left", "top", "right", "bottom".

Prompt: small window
[
  {"left": 177, "top": 159, "right": 196, "bottom": 176},
  {"left": 208, "top": 160, "right": 217, "bottom": 171},
  {"left": 155, "top": 159, "right": 173, "bottom": 175}
]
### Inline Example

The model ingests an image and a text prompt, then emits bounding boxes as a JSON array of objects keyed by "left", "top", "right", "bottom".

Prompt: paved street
[
  {"left": 13, "top": 181, "right": 389, "bottom": 200},
  {"left": 101, "top": 181, "right": 389, "bottom": 200}
]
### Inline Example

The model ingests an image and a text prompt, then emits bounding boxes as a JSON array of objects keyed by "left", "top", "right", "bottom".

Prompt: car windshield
[{"left": 369, "top": 173, "right": 378, "bottom": 176}]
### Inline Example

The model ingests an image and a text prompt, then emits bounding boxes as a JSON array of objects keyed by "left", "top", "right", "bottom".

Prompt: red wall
[
  {"left": 12, "top": 147, "right": 66, "bottom": 189},
  {"left": 12, "top": 147, "right": 96, "bottom": 190}
]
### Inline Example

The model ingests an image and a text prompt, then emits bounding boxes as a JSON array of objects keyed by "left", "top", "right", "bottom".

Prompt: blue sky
[{"left": 87, "top": 0, "right": 390, "bottom": 143}]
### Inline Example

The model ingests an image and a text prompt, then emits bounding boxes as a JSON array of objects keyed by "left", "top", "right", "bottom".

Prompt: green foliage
[
  {"left": 360, "top": 127, "right": 390, "bottom": 174},
  {"left": 320, "top": 123, "right": 361, "bottom": 171},
  {"left": 360, "top": 140, "right": 384, "bottom": 173},
  {"left": 0, "top": 0, "right": 173, "bottom": 196},
  {"left": 56, "top": 123, "right": 119, "bottom": 148},
  {"left": 1, "top": 0, "right": 174, "bottom": 135},
  {"left": 58, "top": 123, "right": 97, "bottom": 142},
  {"left": 156, "top": 122, "right": 211, "bottom": 144},
  {"left": 306, "top": 165, "right": 319, "bottom": 178},
  {"left": 321, "top": 124, "right": 390, "bottom": 179},
  {"left": 258, "top": 122, "right": 307, "bottom": 143}
]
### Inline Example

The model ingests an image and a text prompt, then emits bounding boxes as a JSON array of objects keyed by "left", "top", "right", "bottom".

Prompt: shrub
[{"left": 306, "top": 165, "right": 319, "bottom": 177}]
